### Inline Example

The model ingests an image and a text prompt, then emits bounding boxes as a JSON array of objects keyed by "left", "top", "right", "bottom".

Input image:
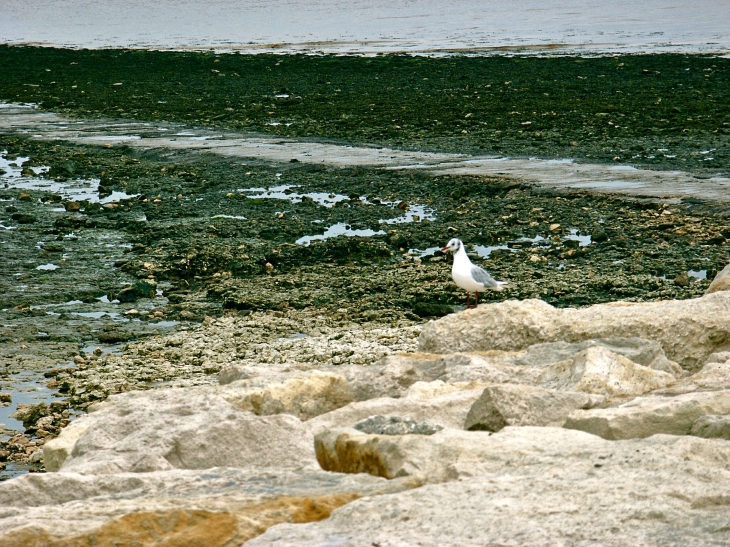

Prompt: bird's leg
[
  {"left": 465, "top": 292, "right": 471, "bottom": 309},
  {"left": 475, "top": 292, "right": 479, "bottom": 307}
]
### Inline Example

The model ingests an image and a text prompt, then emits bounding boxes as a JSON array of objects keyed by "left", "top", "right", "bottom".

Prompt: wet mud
[{"left": 0, "top": 48, "right": 728, "bottom": 479}]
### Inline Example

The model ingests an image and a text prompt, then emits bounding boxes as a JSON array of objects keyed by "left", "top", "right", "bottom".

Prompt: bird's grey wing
[{"left": 470, "top": 265, "right": 502, "bottom": 288}]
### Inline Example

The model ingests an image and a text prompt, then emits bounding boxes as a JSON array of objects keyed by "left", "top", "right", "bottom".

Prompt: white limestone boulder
[
  {"left": 564, "top": 390, "right": 730, "bottom": 439},
  {"left": 307, "top": 389, "right": 484, "bottom": 436},
  {"left": 268, "top": 428, "right": 730, "bottom": 546},
  {"left": 537, "top": 346, "right": 676, "bottom": 398},
  {"left": 653, "top": 360, "right": 730, "bottom": 396},
  {"left": 340, "top": 351, "right": 539, "bottom": 401},
  {"left": 705, "top": 262, "right": 730, "bottom": 294},
  {"left": 419, "top": 293, "right": 730, "bottom": 372},
  {"left": 0, "top": 467, "right": 415, "bottom": 547},
  {"left": 220, "top": 370, "right": 353, "bottom": 420},
  {"left": 464, "top": 383, "right": 604, "bottom": 431},
  {"left": 55, "top": 387, "right": 318, "bottom": 474},
  {"left": 42, "top": 418, "right": 90, "bottom": 472}
]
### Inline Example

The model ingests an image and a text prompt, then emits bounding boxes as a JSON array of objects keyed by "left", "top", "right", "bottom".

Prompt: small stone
[
  {"left": 73, "top": 355, "right": 86, "bottom": 366},
  {"left": 18, "top": 192, "right": 32, "bottom": 201},
  {"left": 549, "top": 223, "right": 561, "bottom": 232},
  {"left": 64, "top": 201, "right": 81, "bottom": 211},
  {"left": 124, "top": 309, "right": 140, "bottom": 315},
  {"left": 0, "top": 393, "right": 11, "bottom": 404},
  {"left": 353, "top": 416, "right": 443, "bottom": 436},
  {"left": 674, "top": 275, "right": 689, "bottom": 287}
]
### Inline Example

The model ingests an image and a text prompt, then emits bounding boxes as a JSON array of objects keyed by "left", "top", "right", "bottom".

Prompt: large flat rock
[
  {"left": 537, "top": 345, "right": 677, "bottom": 399},
  {"left": 49, "top": 387, "right": 318, "bottom": 474},
  {"left": 418, "top": 293, "right": 730, "bottom": 372},
  {"left": 220, "top": 371, "right": 354, "bottom": 420},
  {"left": 564, "top": 390, "right": 730, "bottom": 440},
  {"left": 340, "top": 351, "right": 537, "bottom": 401},
  {"left": 307, "top": 389, "right": 483, "bottom": 436},
  {"left": 0, "top": 467, "right": 416, "bottom": 546},
  {"left": 464, "top": 384, "right": 603, "bottom": 431},
  {"left": 261, "top": 428, "right": 730, "bottom": 546},
  {"left": 316, "top": 426, "right": 608, "bottom": 482}
]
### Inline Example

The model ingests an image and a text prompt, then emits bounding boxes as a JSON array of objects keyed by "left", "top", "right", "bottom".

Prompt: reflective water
[
  {"left": 0, "top": 369, "right": 72, "bottom": 435},
  {"left": 1, "top": 150, "right": 138, "bottom": 204},
  {"left": 1, "top": 0, "right": 727, "bottom": 55},
  {"left": 296, "top": 223, "right": 386, "bottom": 246},
  {"left": 242, "top": 184, "right": 436, "bottom": 244}
]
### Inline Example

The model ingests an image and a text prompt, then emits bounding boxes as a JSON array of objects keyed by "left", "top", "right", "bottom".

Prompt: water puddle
[
  {"left": 688, "top": 269, "right": 707, "bottom": 280},
  {"left": 30, "top": 300, "right": 84, "bottom": 310},
  {"left": 1, "top": 150, "right": 137, "bottom": 204},
  {"left": 564, "top": 229, "right": 592, "bottom": 247},
  {"left": 149, "top": 320, "right": 179, "bottom": 328},
  {"left": 36, "top": 263, "right": 60, "bottom": 271},
  {"left": 409, "top": 246, "right": 442, "bottom": 258},
  {"left": 241, "top": 185, "right": 352, "bottom": 208},
  {"left": 72, "top": 311, "right": 124, "bottom": 320},
  {"left": 212, "top": 214, "right": 247, "bottom": 220},
  {"left": 379, "top": 203, "right": 436, "bottom": 224},
  {"left": 296, "top": 223, "right": 385, "bottom": 246},
  {"left": 242, "top": 184, "right": 436, "bottom": 244},
  {"left": 474, "top": 244, "right": 518, "bottom": 258},
  {"left": 410, "top": 230, "right": 588, "bottom": 261},
  {"left": 0, "top": 368, "right": 73, "bottom": 435},
  {"left": 80, "top": 343, "right": 123, "bottom": 356}
]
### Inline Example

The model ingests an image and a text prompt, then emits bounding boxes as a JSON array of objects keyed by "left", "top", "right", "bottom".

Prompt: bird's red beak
[{"left": 441, "top": 246, "right": 449, "bottom": 252}]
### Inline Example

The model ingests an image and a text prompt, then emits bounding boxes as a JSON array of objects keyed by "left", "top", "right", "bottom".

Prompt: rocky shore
[
  {"left": 1, "top": 47, "right": 729, "bottom": 543},
  {"left": 3, "top": 286, "right": 730, "bottom": 545}
]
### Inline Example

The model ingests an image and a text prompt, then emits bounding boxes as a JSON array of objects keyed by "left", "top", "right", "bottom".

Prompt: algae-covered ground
[
  {"left": 0, "top": 47, "right": 727, "bottom": 173},
  {"left": 0, "top": 47, "right": 728, "bottom": 477}
]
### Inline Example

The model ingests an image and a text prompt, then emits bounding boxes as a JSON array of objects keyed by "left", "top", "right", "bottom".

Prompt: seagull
[{"left": 441, "top": 238, "right": 508, "bottom": 308}]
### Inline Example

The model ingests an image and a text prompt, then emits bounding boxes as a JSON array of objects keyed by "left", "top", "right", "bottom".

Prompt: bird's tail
[{"left": 494, "top": 280, "right": 508, "bottom": 291}]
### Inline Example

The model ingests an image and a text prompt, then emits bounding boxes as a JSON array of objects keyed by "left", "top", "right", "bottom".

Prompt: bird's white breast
[{"left": 451, "top": 249, "right": 485, "bottom": 292}]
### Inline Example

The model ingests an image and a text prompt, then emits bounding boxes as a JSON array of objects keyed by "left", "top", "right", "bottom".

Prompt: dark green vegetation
[{"left": 0, "top": 47, "right": 728, "bottom": 173}]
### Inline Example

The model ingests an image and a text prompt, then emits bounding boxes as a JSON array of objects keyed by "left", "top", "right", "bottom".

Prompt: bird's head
[{"left": 441, "top": 238, "right": 462, "bottom": 253}]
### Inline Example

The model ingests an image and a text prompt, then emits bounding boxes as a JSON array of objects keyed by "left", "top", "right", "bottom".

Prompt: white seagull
[{"left": 441, "top": 238, "right": 508, "bottom": 308}]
